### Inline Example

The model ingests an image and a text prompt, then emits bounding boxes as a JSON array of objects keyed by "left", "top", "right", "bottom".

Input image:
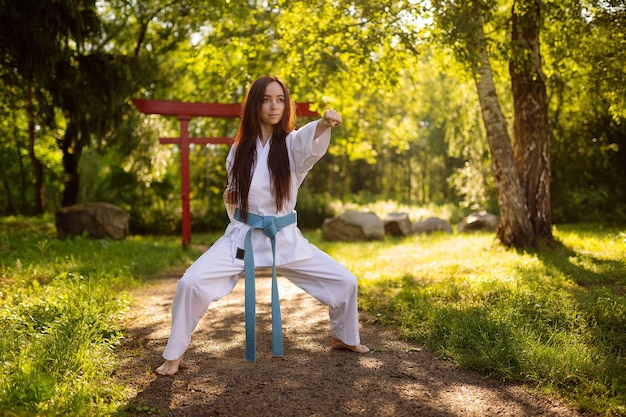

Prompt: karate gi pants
[{"left": 162, "top": 235, "right": 362, "bottom": 360}]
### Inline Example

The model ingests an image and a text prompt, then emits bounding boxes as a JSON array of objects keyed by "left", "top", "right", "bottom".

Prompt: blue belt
[{"left": 234, "top": 208, "right": 297, "bottom": 362}]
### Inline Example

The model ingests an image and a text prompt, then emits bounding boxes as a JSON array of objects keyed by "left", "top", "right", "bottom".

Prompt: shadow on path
[{"left": 114, "top": 268, "right": 589, "bottom": 417}]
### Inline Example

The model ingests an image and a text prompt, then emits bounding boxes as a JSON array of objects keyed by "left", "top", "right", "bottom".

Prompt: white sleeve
[
  {"left": 290, "top": 120, "right": 331, "bottom": 177},
  {"left": 224, "top": 145, "right": 237, "bottom": 219},
  {"left": 225, "top": 145, "right": 237, "bottom": 188}
]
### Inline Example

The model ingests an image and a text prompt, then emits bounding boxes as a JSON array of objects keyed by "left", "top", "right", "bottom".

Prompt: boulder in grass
[
  {"left": 411, "top": 217, "right": 453, "bottom": 234},
  {"left": 383, "top": 212, "right": 412, "bottom": 237},
  {"left": 457, "top": 211, "right": 498, "bottom": 233},
  {"left": 322, "top": 210, "right": 385, "bottom": 241},
  {"left": 56, "top": 202, "right": 130, "bottom": 240}
]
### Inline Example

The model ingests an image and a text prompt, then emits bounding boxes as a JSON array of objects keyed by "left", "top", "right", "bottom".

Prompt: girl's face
[{"left": 259, "top": 81, "right": 285, "bottom": 129}]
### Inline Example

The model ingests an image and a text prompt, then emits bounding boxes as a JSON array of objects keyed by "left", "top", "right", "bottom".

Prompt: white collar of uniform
[{"left": 256, "top": 135, "right": 272, "bottom": 151}]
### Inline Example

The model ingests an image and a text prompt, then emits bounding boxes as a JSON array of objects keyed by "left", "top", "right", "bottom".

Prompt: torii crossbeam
[{"left": 132, "top": 98, "right": 318, "bottom": 249}]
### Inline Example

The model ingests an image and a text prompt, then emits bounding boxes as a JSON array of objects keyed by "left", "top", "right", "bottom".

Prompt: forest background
[
  {"left": 2, "top": 2, "right": 626, "bottom": 416},
  {"left": 1, "top": 0, "right": 625, "bottom": 236}
]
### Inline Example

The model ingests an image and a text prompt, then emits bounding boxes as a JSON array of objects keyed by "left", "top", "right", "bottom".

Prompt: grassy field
[
  {"left": 1, "top": 216, "right": 625, "bottom": 416},
  {"left": 311, "top": 224, "right": 626, "bottom": 416},
  {"left": 0, "top": 216, "right": 202, "bottom": 416}
]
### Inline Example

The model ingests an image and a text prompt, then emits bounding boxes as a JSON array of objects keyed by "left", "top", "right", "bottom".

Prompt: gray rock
[
  {"left": 56, "top": 202, "right": 130, "bottom": 240},
  {"left": 322, "top": 210, "right": 385, "bottom": 241},
  {"left": 412, "top": 217, "right": 453, "bottom": 234},
  {"left": 457, "top": 211, "right": 498, "bottom": 233},
  {"left": 384, "top": 212, "right": 413, "bottom": 237}
]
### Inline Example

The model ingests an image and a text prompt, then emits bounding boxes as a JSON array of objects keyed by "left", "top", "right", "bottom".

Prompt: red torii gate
[{"left": 132, "top": 98, "right": 318, "bottom": 249}]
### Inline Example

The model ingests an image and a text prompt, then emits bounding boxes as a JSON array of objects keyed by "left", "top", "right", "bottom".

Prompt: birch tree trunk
[
  {"left": 468, "top": 5, "right": 535, "bottom": 247},
  {"left": 510, "top": 0, "right": 553, "bottom": 241}
]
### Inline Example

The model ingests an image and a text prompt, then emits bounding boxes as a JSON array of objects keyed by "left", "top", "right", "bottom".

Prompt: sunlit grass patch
[{"left": 306, "top": 225, "right": 626, "bottom": 416}]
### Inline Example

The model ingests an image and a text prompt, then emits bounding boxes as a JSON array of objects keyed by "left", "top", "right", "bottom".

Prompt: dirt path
[{"left": 116, "top": 267, "right": 591, "bottom": 417}]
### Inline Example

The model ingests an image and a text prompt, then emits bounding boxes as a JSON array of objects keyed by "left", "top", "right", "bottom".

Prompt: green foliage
[
  {"left": 321, "top": 224, "right": 626, "bottom": 416},
  {"left": 0, "top": 78, "right": 65, "bottom": 216},
  {"left": 543, "top": 0, "right": 626, "bottom": 224},
  {"left": 295, "top": 188, "right": 336, "bottom": 229},
  {"left": 1, "top": 0, "right": 626, "bottom": 228},
  {"left": 0, "top": 216, "right": 199, "bottom": 416}
]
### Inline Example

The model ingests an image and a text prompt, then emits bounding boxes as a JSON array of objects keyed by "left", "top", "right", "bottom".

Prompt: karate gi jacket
[{"left": 224, "top": 120, "right": 330, "bottom": 268}]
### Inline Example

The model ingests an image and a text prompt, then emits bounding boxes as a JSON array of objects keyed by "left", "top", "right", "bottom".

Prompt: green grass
[
  {"left": 2, "top": 215, "right": 625, "bottom": 416},
  {"left": 309, "top": 224, "right": 626, "bottom": 416},
  {"left": 0, "top": 215, "right": 202, "bottom": 417}
]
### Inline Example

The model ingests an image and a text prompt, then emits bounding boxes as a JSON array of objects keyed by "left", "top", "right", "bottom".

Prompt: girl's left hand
[{"left": 323, "top": 109, "right": 342, "bottom": 127}]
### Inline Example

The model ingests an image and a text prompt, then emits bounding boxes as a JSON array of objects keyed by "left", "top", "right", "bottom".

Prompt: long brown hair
[{"left": 229, "top": 75, "right": 296, "bottom": 219}]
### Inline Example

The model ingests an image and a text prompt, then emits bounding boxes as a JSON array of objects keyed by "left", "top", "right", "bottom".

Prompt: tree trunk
[
  {"left": 25, "top": 81, "right": 45, "bottom": 214},
  {"left": 60, "top": 120, "right": 81, "bottom": 207},
  {"left": 468, "top": 6, "right": 535, "bottom": 247},
  {"left": 510, "top": 0, "right": 553, "bottom": 241},
  {"left": 12, "top": 108, "right": 28, "bottom": 213},
  {"left": 406, "top": 149, "right": 412, "bottom": 202},
  {"left": 0, "top": 162, "right": 15, "bottom": 214}
]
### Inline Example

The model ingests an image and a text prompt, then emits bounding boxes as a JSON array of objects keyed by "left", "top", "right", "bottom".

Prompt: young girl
[{"left": 156, "top": 75, "right": 368, "bottom": 376}]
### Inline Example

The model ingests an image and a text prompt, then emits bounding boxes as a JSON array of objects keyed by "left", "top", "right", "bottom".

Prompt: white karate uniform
[{"left": 162, "top": 120, "right": 362, "bottom": 360}]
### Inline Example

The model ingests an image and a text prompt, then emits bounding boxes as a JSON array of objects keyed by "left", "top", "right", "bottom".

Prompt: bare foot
[
  {"left": 331, "top": 337, "right": 370, "bottom": 354},
  {"left": 155, "top": 357, "right": 183, "bottom": 376}
]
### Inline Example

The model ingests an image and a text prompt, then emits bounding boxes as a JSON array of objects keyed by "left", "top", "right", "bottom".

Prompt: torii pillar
[{"left": 132, "top": 98, "right": 317, "bottom": 249}]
